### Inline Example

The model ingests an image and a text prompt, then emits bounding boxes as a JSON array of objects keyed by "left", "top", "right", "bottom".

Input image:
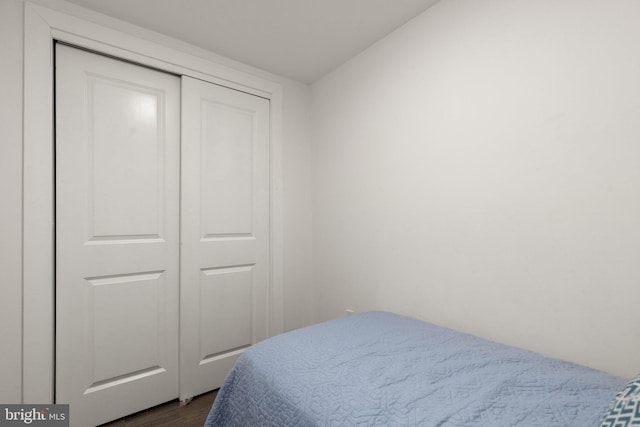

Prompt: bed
[{"left": 205, "top": 311, "right": 637, "bottom": 426}]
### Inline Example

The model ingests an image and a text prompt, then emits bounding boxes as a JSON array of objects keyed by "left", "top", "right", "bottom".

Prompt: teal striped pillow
[{"left": 599, "top": 374, "right": 640, "bottom": 427}]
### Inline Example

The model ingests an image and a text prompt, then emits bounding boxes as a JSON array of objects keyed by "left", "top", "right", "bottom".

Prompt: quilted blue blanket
[{"left": 205, "top": 311, "right": 624, "bottom": 426}]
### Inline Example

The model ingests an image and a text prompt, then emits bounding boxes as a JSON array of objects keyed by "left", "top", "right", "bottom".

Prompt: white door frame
[{"left": 23, "top": 1, "right": 284, "bottom": 404}]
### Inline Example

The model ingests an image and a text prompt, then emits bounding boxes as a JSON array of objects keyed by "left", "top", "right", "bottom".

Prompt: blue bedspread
[{"left": 205, "top": 311, "right": 624, "bottom": 426}]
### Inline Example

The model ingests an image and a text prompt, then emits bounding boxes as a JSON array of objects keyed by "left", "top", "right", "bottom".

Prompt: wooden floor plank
[{"left": 101, "top": 389, "right": 218, "bottom": 427}]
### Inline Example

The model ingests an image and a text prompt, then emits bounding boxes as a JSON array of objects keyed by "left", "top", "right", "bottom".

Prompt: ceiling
[{"left": 64, "top": 0, "right": 441, "bottom": 83}]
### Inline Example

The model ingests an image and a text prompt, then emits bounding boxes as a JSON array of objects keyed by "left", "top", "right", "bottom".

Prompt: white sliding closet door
[
  {"left": 179, "top": 76, "right": 271, "bottom": 400},
  {"left": 55, "top": 45, "right": 180, "bottom": 426}
]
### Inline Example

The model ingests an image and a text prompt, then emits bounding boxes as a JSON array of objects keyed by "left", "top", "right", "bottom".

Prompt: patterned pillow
[{"left": 599, "top": 374, "right": 640, "bottom": 427}]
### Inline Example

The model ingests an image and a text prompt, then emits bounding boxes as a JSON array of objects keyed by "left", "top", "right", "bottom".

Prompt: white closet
[{"left": 55, "top": 44, "right": 270, "bottom": 427}]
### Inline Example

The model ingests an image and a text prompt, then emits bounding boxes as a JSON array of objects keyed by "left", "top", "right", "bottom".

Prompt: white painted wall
[
  {"left": 282, "top": 86, "right": 316, "bottom": 330},
  {"left": 312, "top": 0, "right": 640, "bottom": 378},
  {"left": 0, "top": 0, "right": 314, "bottom": 401},
  {"left": 0, "top": 0, "right": 24, "bottom": 404}
]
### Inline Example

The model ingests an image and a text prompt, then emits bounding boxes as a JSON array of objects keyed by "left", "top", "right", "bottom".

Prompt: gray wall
[
  {"left": 0, "top": 0, "right": 24, "bottom": 404},
  {"left": 312, "top": 0, "right": 640, "bottom": 377}
]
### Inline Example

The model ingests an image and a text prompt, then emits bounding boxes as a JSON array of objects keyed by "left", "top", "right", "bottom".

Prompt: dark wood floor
[{"left": 101, "top": 389, "right": 218, "bottom": 427}]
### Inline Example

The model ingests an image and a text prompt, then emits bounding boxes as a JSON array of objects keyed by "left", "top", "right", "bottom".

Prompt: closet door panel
[
  {"left": 201, "top": 100, "right": 254, "bottom": 236},
  {"left": 55, "top": 44, "right": 180, "bottom": 427},
  {"left": 90, "top": 81, "right": 164, "bottom": 237},
  {"left": 199, "top": 265, "right": 254, "bottom": 357},
  {"left": 180, "top": 76, "right": 270, "bottom": 400}
]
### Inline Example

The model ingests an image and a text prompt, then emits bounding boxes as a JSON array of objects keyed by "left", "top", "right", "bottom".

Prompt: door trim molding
[{"left": 23, "top": 1, "right": 284, "bottom": 403}]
